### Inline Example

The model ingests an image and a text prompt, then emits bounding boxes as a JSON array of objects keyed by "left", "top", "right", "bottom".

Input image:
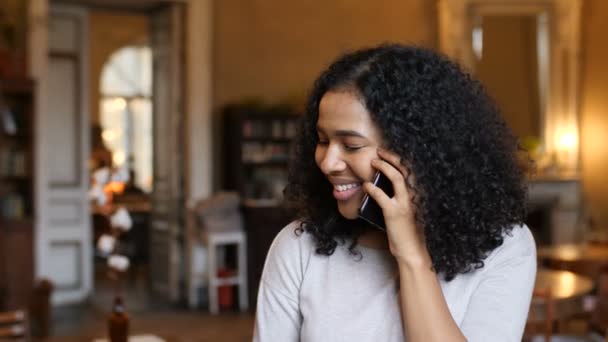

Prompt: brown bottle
[{"left": 108, "top": 296, "right": 129, "bottom": 342}]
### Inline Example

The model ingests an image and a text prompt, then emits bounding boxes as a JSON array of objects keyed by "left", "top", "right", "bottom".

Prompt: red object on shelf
[
  {"left": 218, "top": 269, "right": 235, "bottom": 310},
  {"left": 0, "top": 49, "right": 27, "bottom": 78}
]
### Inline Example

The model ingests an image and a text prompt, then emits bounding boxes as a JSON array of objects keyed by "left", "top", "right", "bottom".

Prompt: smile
[
  {"left": 333, "top": 182, "right": 362, "bottom": 201},
  {"left": 335, "top": 183, "right": 361, "bottom": 192}
]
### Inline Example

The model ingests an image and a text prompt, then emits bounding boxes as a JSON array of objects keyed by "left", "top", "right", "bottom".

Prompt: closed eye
[{"left": 344, "top": 145, "right": 363, "bottom": 152}]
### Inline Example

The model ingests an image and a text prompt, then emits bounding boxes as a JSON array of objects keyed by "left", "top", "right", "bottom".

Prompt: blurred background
[{"left": 0, "top": 0, "right": 607, "bottom": 341}]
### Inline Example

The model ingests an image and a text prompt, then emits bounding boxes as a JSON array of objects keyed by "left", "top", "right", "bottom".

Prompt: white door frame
[
  {"left": 30, "top": 3, "right": 92, "bottom": 305},
  {"left": 28, "top": 0, "right": 213, "bottom": 305}
]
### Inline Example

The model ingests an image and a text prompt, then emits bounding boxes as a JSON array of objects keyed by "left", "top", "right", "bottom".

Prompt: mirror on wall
[
  {"left": 438, "top": 0, "right": 582, "bottom": 175},
  {"left": 472, "top": 13, "right": 548, "bottom": 141}
]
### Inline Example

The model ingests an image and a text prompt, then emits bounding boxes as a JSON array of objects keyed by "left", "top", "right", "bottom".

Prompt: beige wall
[
  {"left": 88, "top": 11, "right": 148, "bottom": 124},
  {"left": 581, "top": 0, "right": 608, "bottom": 227},
  {"left": 211, "top": 0, "right": 436, "bottom": 189},
  {"left": 213, "top": 0, "right": 437, "bottom": 110},
  {"left": 212, "top": 0, "right": 608, "bottom": 228}
]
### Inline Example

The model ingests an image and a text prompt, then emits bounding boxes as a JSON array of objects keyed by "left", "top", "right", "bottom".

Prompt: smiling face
[{"left": 315, "top": 90, "right": 384, "bottom": 219}]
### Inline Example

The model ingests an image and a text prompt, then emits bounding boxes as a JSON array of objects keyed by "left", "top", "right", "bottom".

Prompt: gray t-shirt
[{"left": 254, "top": 221, "right": 536, "bottom": 342}]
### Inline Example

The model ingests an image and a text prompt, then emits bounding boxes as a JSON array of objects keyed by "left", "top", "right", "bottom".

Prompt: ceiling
[{"left": 51, "top": 0, "right": 184, "bottom": 11}]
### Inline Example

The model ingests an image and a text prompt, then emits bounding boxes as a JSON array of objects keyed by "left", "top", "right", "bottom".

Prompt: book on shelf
[
  {"left": 243, "top": 167, "right": 288, "bottom": 200},
  {"left": 0, "top": 192, "right": 25, "bottom": 220},
  {"left": 0, "top": 147, "right": 27, "bottom": 176},
  {"left": 241, "top": 142, "right": 288, "bottom": 163},
  {"left": 271, "top": 120, "right": 283, "bottom": 138},
  {"left": 1, "top": 107, "right": 18, "bottom": 135},
  {"left": 241, "top": 118, "right": 297, "bottom": 139},
  {"left": 0, "top": 102, "right": 27, "bottom": 137},
  {"left": 284, "top": 120, "right": 297, "bottom": 138}
]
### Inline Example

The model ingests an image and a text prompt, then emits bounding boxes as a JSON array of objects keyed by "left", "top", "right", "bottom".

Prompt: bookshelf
[
  {"left": 0, "top": 78, "right": 35, "bottom": 310},
  {"left": 222, "top": 104, "right": 299, "bottom": 309},
  {"left": 223, "top": 104, "right": 300, "bottom": 204}
]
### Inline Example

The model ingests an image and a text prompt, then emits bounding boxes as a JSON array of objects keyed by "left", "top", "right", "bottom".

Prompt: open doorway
[
  {"left": 84, "top": 1, "right": 187, "bottom": 312},
  {"left": 38, "top": 1, "right": 209, "bottom": 334},
  {"left": 87, "top": 10, "right": 155, "bottom": 312}
]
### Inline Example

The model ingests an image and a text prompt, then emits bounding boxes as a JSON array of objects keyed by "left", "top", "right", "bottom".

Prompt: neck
[{"left": 358, "top": 228, "right": 389, "bottom": 249}]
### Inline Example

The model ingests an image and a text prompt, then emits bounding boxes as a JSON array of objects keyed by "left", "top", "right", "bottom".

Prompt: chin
[{"left": 337, "top": 204, "right": 359, "bottom": 220}]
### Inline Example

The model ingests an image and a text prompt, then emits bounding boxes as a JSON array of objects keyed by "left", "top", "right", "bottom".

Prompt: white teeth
[{"left": 335, "top": 183, "right": 360, "bottom": 192}]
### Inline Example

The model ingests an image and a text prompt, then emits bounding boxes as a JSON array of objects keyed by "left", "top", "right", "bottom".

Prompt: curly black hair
[{"left": 284, "top": 44, "right": 528, "bottom": 281}]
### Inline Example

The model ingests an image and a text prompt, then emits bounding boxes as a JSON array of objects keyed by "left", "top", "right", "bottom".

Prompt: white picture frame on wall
[{"left": 437, "top": 0, "right": 583, "bottom": 174}]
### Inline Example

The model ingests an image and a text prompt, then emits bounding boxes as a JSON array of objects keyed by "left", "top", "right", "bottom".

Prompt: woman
[{"left": 254, "top": 44, "right": 536, "bottom": 341}]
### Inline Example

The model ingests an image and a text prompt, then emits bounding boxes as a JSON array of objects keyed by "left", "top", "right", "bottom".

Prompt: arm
[
  {"left": 254, "top": 280, "right": 301, "bottom": 341},
  {"left": 398, "top": 236, "right": 536, "bottom": 342},
  {"left": 397, "top": 256, "right": 467, "bottom": 342},
  {"left": 397, "top": 248, "right": 536, "bottom": 342},
  {"left": 253, "top": 223, "right": 306, "bottom": 342},
  {"left": 365, "top": 149, "right": 536, "bottom": 342},
  {"left": 364, "top": 148, "right": 466, "bottom": 342}
]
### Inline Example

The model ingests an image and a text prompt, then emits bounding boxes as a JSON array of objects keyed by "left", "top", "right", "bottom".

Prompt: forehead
[{"left": 317, "top": 90, "right": 377, "bottom": 132}]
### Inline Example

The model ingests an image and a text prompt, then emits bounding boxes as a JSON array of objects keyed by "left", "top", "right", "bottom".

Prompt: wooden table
[
  {"left": 91, "top": 200, "right": 152, "bottom": 266},
  {"left": 530, "top": 269, "right": 594, "bottom": 320},
  {"left": 91, "top": 201, "right": 151, "bottom": 216},
  {"left": 537, "top": 243, "right": 608, "bottom": 278},
  {"left": 93, "top": 335, "right": 170, "bottom": 342}
]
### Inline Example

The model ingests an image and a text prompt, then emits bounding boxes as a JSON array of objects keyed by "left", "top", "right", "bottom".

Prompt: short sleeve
[
  {"left": 253, "top": 221, "right": 312, "bottom": 342},
  {"left": 460, "top": 225, "right": 537, "bottom": 342}
]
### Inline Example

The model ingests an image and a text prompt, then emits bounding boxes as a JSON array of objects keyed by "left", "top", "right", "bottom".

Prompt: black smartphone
[{"left": 358, "top": 171, "right": 394, "bottom": 231}]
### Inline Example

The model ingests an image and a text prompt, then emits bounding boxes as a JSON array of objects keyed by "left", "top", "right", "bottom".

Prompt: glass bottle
[{"left": 108, "top": 296, "right": 129, "bottom": 342}]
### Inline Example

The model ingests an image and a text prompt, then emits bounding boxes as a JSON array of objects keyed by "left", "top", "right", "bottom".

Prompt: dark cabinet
[
  {"left": 222, "top": 104, "right": 300, "bottom": 309},
  {"left": 242, "top": 205, "right": 295, "bottom": 309},
  {"left": 0, "top": 78, "right": 35, "bottom": 310}
]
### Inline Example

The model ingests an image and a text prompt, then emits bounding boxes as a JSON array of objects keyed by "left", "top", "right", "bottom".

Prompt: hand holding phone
[{"left": 358, "top": 171, "right": 394, "bottom": 231}]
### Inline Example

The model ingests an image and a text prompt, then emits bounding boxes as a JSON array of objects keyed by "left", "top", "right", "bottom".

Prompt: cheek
[{"left": 350, "top": 153, "right": 377, "bottom": 181}]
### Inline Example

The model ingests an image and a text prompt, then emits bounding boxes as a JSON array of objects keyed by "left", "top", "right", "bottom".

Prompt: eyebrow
[{"left": 316, "top": 126, "right": 366, "bottom": 138}]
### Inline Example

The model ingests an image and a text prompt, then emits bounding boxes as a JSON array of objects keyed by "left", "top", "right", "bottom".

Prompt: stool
[{"left": 203, "top": 229, "right": 248, "bottom": 314}]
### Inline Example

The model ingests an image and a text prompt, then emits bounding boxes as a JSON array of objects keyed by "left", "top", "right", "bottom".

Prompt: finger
[
  {"left": 377, "top": 148, "right": 409, "bottom": 177},
  {"left": 362, "top": 181, "right": 392, "bottom": 208},
  {"left": 370, "top": 159, "right": 408, "bottom": 198}
]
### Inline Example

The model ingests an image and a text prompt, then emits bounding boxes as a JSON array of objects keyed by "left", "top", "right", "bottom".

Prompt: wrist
[{"left": 395, "top": 250, "right": 433, "bottom": 272}]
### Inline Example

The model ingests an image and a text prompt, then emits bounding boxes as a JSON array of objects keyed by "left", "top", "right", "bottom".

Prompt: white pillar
[{"left": 185, "top": 0, "right": 214, "bottom": 204}]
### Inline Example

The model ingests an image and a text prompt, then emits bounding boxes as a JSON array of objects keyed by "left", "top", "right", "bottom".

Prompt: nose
[{"left": 316, "top": 144, "right": 346, "bottom": 175}]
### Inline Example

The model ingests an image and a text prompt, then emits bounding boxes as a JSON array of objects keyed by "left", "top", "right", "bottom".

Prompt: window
[{"left": 100, "top": 46, "right": 153, "bottom": 192}]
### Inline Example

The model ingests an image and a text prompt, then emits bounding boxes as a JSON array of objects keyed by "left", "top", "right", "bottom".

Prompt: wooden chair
[
  {"left": 589, "top": 265, "right": 608, "bottom": 338},
  {"left": 0, "top": 309, "right": 28, "bottom": 341},
  {"left": 524, "top": 288, "right": 555, "bottom": 342}
]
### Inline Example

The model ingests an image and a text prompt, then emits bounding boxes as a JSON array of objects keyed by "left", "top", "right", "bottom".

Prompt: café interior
[{"left": 1, "top": 0, "right": 608, "bottom": 341}]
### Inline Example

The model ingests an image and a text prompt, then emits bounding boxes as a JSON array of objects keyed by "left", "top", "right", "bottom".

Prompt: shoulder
[
  {"left": 499, "top": 224, "right": 536, "bottom": 256},
  {"left": 484, "top": 224, "right": 537, "bottom": 268},
  {"left": 454, "top": 225, "right": 537, "bottom": 340},
  {"left": 268, "top": 220, "right": 315, "bottom": 255},
  {"left": 262, "top": 220, "right": 316, "bottom": 279}
]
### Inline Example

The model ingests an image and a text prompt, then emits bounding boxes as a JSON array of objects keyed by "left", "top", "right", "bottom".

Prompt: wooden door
[
  {"left": 148, "top": 3, "right": 186, "bottom": 302},
  {"left": 36, "top": 5, "right": 92, "bottom": 304}
]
